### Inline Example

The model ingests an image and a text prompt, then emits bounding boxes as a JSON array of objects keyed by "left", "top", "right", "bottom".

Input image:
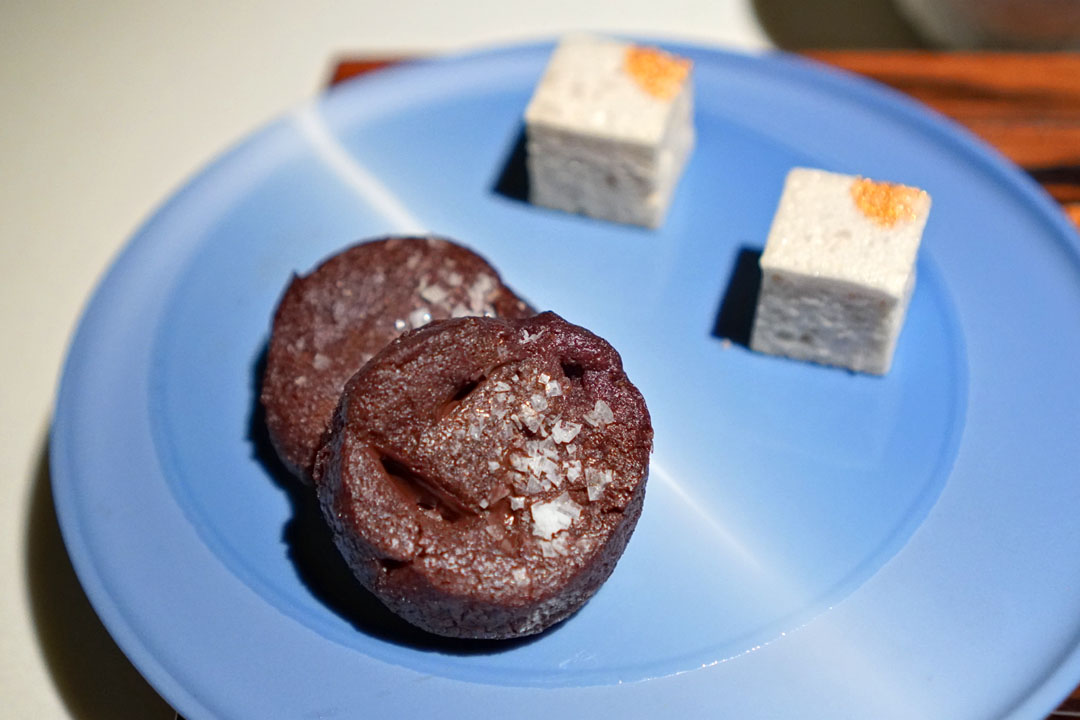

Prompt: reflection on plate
[{"left": 52, "top": 42, "right": 1080, "bottom": 719}]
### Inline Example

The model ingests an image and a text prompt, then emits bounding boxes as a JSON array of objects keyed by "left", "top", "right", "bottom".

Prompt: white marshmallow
[
  {"left": 524, "top": 34, "right": 695, "bottom": 228},
  {"left": 750, "top": 167, "right": 932, "bottom": 374}
]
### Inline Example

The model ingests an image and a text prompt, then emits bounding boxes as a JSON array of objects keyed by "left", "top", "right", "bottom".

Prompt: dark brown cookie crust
[
  {"left": 313, "top": 312, "right": 652, "bottom": 639},
  {"left": 260, "top": 236, "right": 532, "bottom": 482}
]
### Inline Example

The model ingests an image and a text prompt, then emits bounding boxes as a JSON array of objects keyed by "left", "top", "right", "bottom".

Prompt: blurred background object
[
  {"left": 753, "top": 0, "right": 924, "bottom": 48},
  {"left": 893, "top": 0, "right": 1080, "bottom": 49}
]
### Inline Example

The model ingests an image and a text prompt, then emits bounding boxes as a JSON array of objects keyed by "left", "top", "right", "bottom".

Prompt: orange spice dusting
[
  {"left": 850, "top": 177, "right": 926, "bottom": 227},
  {"left": 624, "top": 46, "right": 691, "bottom": 100}
]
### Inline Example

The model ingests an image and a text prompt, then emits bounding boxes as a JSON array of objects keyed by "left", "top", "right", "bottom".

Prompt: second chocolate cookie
[{"left": 261, "top": 236, "right": 533, "bottom": 483}]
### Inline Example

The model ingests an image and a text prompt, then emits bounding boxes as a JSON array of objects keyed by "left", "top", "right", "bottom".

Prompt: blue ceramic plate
[{"left": 52, "top": 42, "right": 1080, "bottom": 719}]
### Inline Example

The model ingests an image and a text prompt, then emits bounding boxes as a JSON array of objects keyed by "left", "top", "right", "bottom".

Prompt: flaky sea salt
[
  {"left": 550, "top": 420, "right": 582, "bottom": 444},
  {"left": 525, "top": 437, "right": 560, "bottom": 461},
  {"left": 509, "top": 454, "right": 532, "bottom": 474},
  {"left": 518, "top": 405, "right": 542, "bottom": 433},
  {"left": 467, "top": 274, "right": 496, "bottom": 312},
  {"left": 586, "top": 466, "right": 614, "bottom": 501},
  {"left": 583, "top": 399, "right": 615, "bottom": 427},
  {"left": 530, "top": 492, "right": 583, "bottom": 539},
  {"left": 539, "top": 534, "right": 571, "bottom": 558},
  {"left": 524, "top": 475, "right": 544, "bottom": 494},
  {"left": 540, "top": 456, "right": 562, "bottom": 486},
  {"left": 419, "top": 283, "right": 449, "bottom": 305}
]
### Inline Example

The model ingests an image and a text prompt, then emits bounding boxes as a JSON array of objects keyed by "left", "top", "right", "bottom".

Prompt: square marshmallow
[
  {"left": 523, "top": 35, "right": 694, "bottom": 228},
  {"left": 750, "top": 167, "right": 932, "bottom": 374}
]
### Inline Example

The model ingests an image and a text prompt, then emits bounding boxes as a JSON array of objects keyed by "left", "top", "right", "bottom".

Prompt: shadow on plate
[
  {"left": 26, "top": 435, "right": 176, "bottom": 719},
  {"left": 491, "top": 124, "right": 529, "bottom": 204},
  {"left": 713, "top": 246, "right": 763, "bottom": 347},
  {"left": 249, "top": 344, "right": 544, "bottom": 656},
  {"left": 752, "top": 0, "right": 924, "bottom": 49}
]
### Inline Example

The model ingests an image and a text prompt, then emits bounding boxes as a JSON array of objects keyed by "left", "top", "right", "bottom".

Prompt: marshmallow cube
[
  {"left": 523, "top": 35, "right": 695, "bottom": 228},
  {"left": 750, "top": 168, "right": 932, "bottom": 375}
]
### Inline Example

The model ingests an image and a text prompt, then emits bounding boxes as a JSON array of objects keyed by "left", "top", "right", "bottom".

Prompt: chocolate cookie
[
  {"left": 313, "top": 312, "right": 652, "bottom": 639},
  {"left": 261, "top": 236, "right": 533, "bottom": 482}
]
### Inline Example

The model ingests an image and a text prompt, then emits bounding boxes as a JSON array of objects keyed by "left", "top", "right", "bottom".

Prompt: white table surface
[{"left": 0, "top": 2, "right": 779, "bottom": 717}]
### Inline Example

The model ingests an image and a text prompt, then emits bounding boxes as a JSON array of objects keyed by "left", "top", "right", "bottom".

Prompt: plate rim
[{"left": 51, "top": 38, "right": 1080, "bottom": 719}]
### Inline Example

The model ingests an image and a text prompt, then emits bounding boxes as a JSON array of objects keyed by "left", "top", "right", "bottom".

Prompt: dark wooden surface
[
  {"left": 325, "top": 51, "right": 1080, "bottom": 719},
  {"left": 808, "top": 52, "right": 1080, "bottom": 222}
]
